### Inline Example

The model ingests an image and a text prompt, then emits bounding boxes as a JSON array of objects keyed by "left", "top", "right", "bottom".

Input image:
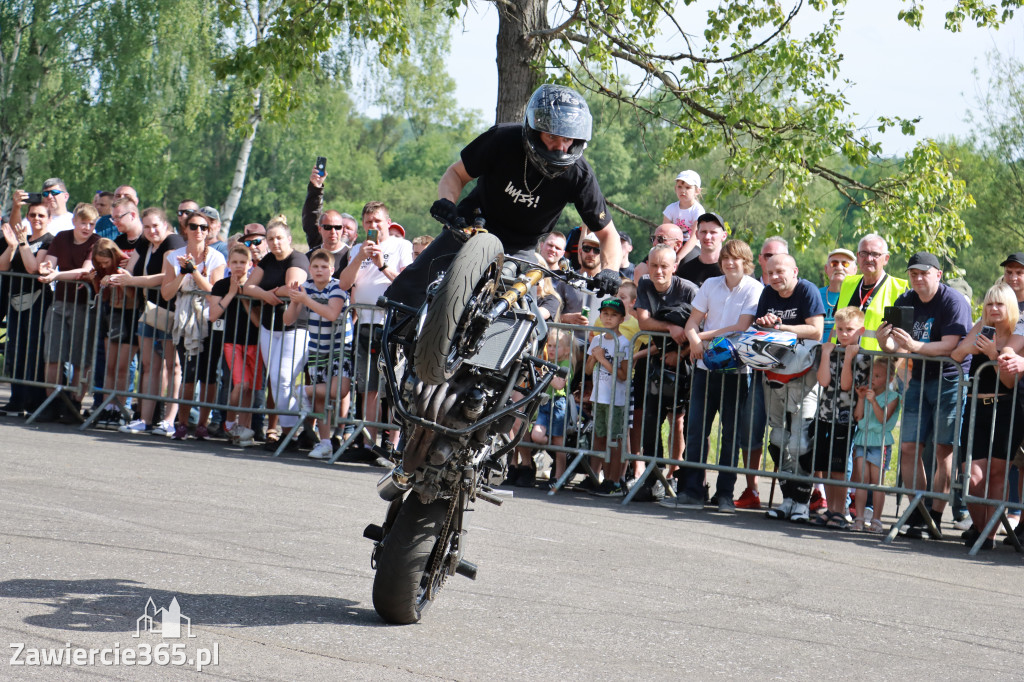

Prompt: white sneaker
[
  {"left": 233, "top": 426, "right": 255, "bottom": 447},
  {"left": 766, "top": 497, "right": 795, "bottom": 520},
  {"left": 119, "top": 419, "right": 147, "bottom": 434},
  {"left": 789, "top": 502, "right": 811, "bottom": 523},
  {"left": 308, "top": 441, "right": 333, "bottom": 460},
  {"left": 952, "top": 517, "right": 973, "bottom": 532},
  {"left": 152, "top": 420, "right": 175, "bottom": 437}
]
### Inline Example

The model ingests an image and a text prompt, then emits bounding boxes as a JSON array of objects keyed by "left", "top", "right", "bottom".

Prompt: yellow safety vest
[{"left": 835, "top": 273, "right": 909, "bottom": 351}]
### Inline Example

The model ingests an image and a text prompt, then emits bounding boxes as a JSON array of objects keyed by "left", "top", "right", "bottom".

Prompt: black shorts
[
  {"left": 811, "top": 418, "right": 854, "bottom": 475},
  {"left": 178, "top": 340, "right": 221, "bottom": 385}
]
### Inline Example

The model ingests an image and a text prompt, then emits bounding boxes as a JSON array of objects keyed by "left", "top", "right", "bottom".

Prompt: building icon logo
[{"left": 134, "top": 597, "right": 195, "bottom": 639}]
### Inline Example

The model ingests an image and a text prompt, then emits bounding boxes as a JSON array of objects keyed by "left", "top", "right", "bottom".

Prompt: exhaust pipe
[{"left": 376, "top": 465, "right": 413, "bottom": 501}]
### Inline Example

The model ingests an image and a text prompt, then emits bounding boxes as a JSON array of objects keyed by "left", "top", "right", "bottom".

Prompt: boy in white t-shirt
[
  {"left": 587, "top": 298, "right": 632, "bottom": 497},
  {"left": 662, "top": 169, "right": 704, "bottom": 261}
]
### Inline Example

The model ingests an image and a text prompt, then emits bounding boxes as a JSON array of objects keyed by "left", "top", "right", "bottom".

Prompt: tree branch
[{"left": 528, "top": 0, "right": 584, "bottom": 38}]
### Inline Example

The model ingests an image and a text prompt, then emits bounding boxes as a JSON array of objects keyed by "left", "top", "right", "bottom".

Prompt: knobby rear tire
[
  {"left": 414, "top": 233, "right": 503, "bottom": 385},
  {"left": 372, "top": 496, "right": 451, "bottom": 624}
]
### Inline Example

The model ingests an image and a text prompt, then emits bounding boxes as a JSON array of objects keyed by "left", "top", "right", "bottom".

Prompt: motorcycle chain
[{"left": 426, "top": 486, "right": 461, "bottom": 602}]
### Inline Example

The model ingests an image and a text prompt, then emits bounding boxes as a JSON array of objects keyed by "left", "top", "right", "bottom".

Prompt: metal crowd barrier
[
  {"left": 959, "top": 359, "right": 1024, "bottom": 554},
  {"left": 2, "top": 265, "right": 1022, "bottom": 556}
]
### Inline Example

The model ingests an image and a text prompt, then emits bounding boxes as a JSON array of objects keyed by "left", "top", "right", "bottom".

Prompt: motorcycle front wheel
[
  {"left": 414, "top": 233, "right": 503, "bottom": 385},
  {"left": 372, "top": 496, "right": 453, "bottom": 624}
]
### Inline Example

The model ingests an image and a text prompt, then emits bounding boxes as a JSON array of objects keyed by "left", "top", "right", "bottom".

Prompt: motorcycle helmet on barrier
[
  {"left": 523, "top": 84, "right": 593, "bottom": 179},
  {"left": 703, "top": 336, "right": 741, "bottom": 372}
]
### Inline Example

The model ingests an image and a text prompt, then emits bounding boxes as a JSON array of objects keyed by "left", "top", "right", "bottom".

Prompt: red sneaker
[
  {"left": 735, "top": 487, "right": 761, "bottom": 509},
  {"left": 809, "top": 489, "right": 827, "bottom": 512}
]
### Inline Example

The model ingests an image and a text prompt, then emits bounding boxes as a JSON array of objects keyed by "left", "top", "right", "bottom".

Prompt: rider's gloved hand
[
  {"left": 430, "top": 198, "right": 460, "bottom": 227},
  {"left": 592, "top": 269, "right": 623, "bottom": 297}
]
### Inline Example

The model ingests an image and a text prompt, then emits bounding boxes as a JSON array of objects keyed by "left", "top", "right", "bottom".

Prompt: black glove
[
  {"left": 592, "top": 269, "right": 622, "bottom": 297},
  {"left": 430, "top": 198, "right": 460, "bottom": 227}
]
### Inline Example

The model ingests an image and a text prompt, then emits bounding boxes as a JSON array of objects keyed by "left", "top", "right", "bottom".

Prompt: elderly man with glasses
[{"left": 833, "top": 233, "right": 908, "bottom": 351}]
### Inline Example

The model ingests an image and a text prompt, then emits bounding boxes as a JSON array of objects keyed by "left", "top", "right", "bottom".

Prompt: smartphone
[
  {"left": 882, "top": 305, "right": 914, "bottom": 333},
  {"left": 981, "top": 325, "right": 996, "bottom": 340},
  {"left": 25, "top": 192, "right": 42, "bottom": 204},
  {"left": 367, "top": 228, "right": 379, "bottom": 243},
  {"left": 315, "top": 156, "right": 327, "bottom": 177}
]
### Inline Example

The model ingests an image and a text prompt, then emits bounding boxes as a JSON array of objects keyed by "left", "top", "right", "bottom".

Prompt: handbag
[
  {"left": 141, "top": 299, "right": 173, "bottom": 333},
  {"left": 648, "top": 363, "right": 689, "bottom": 408}
]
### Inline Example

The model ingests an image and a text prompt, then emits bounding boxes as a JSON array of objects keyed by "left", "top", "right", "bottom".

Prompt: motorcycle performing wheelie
[{"left": 362, "top": 215, "right": 617, "bottom": 624}]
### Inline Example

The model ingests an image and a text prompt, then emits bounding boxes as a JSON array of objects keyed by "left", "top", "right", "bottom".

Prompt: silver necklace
[{"left": 523, "top": 156, "right": 544, "bottom": 197}]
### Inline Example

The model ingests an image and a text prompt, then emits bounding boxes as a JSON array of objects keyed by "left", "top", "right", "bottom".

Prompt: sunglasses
[
  {"left": 177, "top": 209, "right": 194, "bottom": 217},
  {"left": 186, "top": 222, "right": 209, "bottom": 231},
  {"left": 320, "top": 223, "right": 345, "bottom": 231},
  {"left": 41, "top": 189, "right": 63, "bottom": 197},
  {"left": 242, "top": 238, "right": 264, "bottom": 247},
  {"left": 580, "top": 245, "right": 601, "bottom": 254},
  {"left": 829, "top": 259, "right": 850, "bottom": 267},
  {"left": 650, "top": 235, "right": 678, "bottom": 245}
]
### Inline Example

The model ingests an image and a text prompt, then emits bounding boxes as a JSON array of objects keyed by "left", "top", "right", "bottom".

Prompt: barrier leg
[{"left": 969, "top": 503, "right": 1006, "bottom": 556}]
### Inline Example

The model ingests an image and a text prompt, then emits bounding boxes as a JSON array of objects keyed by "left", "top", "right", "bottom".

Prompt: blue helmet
[{"left": 703, "top": 336, "right": 740, "bottom": 372}]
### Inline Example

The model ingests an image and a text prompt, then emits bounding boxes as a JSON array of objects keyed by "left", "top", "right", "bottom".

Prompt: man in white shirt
[
  {"left": 39, "top": 178, "right": 73, "bottom": 234},
  {"left": 339, "top": 200, "right": 413, "bottom": 457}
]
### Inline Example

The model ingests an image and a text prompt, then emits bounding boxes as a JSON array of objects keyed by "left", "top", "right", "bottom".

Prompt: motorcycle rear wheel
[
  {"left": 414, "top": 233, "right": 503, "bottom": 385},
  {"left": 372, "top": 496, "right": 453, "bottom": 624}
]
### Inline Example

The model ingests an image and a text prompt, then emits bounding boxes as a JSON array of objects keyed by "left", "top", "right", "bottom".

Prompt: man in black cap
[
  {"left": 878, "top": 251, "right": 972, "bottom": 537},
  {"left": 1000, "top": 252, "right": 1024, "bottom": 333},
  {"left": 676, "top": 212, "right": 727, "bottom": 286}
]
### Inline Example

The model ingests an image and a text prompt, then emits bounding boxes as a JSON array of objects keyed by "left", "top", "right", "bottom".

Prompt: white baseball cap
[{"left": 675, "top": 170, "right": 701, "bottom": 188}]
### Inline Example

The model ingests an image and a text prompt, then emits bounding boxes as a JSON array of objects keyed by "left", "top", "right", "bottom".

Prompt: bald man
[
  {"left": 754, "top": 253, "right": 825, "bottom": 524},
  {"left": 632, "top": 223, "right": 687, "bottom": 283}
]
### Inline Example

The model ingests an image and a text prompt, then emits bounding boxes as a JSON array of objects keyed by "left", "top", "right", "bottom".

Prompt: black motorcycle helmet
[{"left": 523, "top": 84, "right": 593, "bottom": 179}]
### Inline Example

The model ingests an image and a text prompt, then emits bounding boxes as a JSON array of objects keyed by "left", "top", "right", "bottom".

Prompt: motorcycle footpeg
[
  {"left": 455, "top": 559, "right": 478, "bottom": 580},
  {"left": 363, "top": 524, "right": 384, "bottom": 542}
]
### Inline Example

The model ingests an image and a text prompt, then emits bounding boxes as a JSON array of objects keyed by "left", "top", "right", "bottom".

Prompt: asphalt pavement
[{"left": 1, "top": 418, "right": 1022, "bottom": 680}]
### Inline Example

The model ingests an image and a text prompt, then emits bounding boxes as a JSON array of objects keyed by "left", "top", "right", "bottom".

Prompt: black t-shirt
[
  {"left": 894, "top": 283, "right": 972, "bottom": 380},
  {"left": 4, "top": 232, "right": 53, "bottom": 275},
  {"left": 211, "top": 277, "right": 261, "bottom": 346},
  {"left": 755, "top": 279, "right": 825, "bottom": 325},
  {"left": 458, "top": 124, "right": 612, "bottom": 252},
  {"left": 257, "top": 250, "right": 310, "bottom": 330},
  {"left": 115, "top": 231, "right": 147, "bottom": 263},
  {"left": 635, "top": 275, "right": 699, "bottom": 352},
  {"left": 306, "top": 245, "right": 349, "bottom": 280},
  {"left": 134, "top": 234, "right": 185, "bottom": 308},
  {"left": 675, "top": 256, "right": 721, "bottom": 287}
]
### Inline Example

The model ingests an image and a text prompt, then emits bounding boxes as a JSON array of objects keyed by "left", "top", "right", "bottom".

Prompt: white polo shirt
[
  {"left": 692, "top": 274, "right": 763, "bottom": 370},
  {"left": 349, "top": 237, "right": 413, "bottom": 324}
]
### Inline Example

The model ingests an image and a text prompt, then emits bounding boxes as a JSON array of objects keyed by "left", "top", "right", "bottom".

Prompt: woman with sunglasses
[
  {"left": 243, "top": 215, "right": 311, "bottom": 446},
  {"left": 0, "top": 193, "right": 55, "bottom": 414},
  {"left": 161, "top": 211, "right": 226, "bottom": 440},
  {"left": 114, "top": 208, "right": 185, "bottom": 435}
]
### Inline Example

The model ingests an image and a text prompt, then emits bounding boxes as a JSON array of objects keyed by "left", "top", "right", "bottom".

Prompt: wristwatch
[{"left": 378, "top": 264, "right": 388, "bottom": 272}]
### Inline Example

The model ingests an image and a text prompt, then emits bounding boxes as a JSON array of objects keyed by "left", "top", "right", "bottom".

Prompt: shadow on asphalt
[{"left": 0, "top": 578, "right": 387, "bottom": 631}]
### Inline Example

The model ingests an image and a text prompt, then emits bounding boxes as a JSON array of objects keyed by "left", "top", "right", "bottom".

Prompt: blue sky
[{"left": 449, "top": 1, "right": 1023, "bottom": 155}]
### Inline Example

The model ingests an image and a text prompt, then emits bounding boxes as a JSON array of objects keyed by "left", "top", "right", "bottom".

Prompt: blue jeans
[{"left": 682, "top": 369, "right": 747, "bottom": 500}]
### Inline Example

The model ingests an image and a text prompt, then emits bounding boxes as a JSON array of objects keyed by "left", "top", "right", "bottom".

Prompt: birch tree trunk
[{"left": 218, "top": 87, "right": 261, "bottom": 236}]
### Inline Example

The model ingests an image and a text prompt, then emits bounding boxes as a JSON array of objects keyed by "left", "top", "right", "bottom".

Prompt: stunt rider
[{"left": 385, "top": 84, "right": 623, "bottom": 307}]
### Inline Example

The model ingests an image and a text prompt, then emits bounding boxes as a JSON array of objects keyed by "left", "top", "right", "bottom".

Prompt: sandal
[
  {"left": 867, "top": 519, "right": 884, "bottom": 534},
  {"left": 811, "top": 513, "right": 831, "bottom": 526},
  {"left": 824, "top": 511, "right": 851, "bottom": 530},
  {"left": 850, "top": 518, "right": 865, "bottom": 532}
]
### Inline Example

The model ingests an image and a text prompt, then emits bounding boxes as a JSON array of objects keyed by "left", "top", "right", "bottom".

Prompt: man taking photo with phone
[{"left": 339, "top": 200, "right": 413, "bottom": 464}]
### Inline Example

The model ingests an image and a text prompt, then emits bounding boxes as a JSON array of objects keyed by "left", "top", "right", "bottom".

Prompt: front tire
[
  {"left": 414, "top": 233, "right": 503, "bottom": 385},
  {"left": 372, "top": 496, "right": 452, "bottom": 624}
]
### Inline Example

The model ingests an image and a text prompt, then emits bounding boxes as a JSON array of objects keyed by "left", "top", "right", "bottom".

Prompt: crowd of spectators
[{"left": 2, "top": 169, "right": 1024, "bottom": 552}]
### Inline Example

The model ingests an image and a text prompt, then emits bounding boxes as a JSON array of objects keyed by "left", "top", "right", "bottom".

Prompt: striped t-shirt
[{"left": 303, "top": 278, "right": 349, "bottom": 362}]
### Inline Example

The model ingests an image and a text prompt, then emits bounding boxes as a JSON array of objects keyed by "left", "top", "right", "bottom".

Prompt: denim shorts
[
  {"left": 535, "top": 396, "right": 568, "bottom": 437},
  {"left": 853, "top": 445, "right": 891, "bottom": 470},
  {"left": 137, "top": 319, "right": 172, "bottom": 342},
  {"left": 900, "top": 374, "right": 965, "bottom": 446}
]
